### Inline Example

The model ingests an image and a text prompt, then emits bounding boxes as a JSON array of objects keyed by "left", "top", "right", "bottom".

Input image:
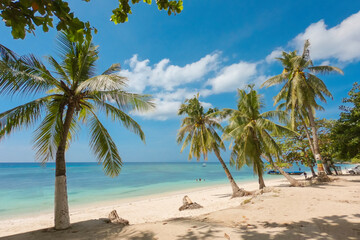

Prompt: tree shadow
[
  {"left": 0, "top": 219, "right": 127, "bottom": 240},
  {"left": 168, "top": 216, "right": 225, "bottom": 239},
  {"left": 212, "top": 193, "right": 232, "bottom": 198},
  {"left": 119, "top": 230, "right": 156, "bottom": 240},
  {"left": 347, "top": 179, "right": 360, "bottom": 183},
  {"left": 176, "top": 227, "right": 223, "bottom": 240},
  {"left": 234, "top": 214, "right": 360, "bottom": 240}
]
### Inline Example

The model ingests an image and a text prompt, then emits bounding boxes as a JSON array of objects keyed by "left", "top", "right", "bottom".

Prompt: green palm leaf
[
  {"left": 0, "top": 96, "right": 53, "bottom": 139},
  {"left": 88, "top": 112, "right": 122, "bottom": 177}
]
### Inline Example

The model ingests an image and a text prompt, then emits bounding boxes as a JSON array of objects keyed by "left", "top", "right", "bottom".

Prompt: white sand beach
[{"left": 0, "top": 175, "right": 359, "bottom": 239}]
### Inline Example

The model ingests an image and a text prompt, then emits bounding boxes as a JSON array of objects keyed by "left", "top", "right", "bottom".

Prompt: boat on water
[
  {"left": 267, "top": 170, "right": 304, "bottom": 175},
  {"left": 202, "top": 163, "right": 206, "bottom": 167}
]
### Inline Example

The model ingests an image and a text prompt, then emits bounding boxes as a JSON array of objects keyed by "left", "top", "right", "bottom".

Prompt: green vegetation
[
  {"left": 262, "top": 40, "right": 343, "bottom": 178},
  {"left": 1, "top": 0, "right": 183, "bottom": 41},
  {"left": 275, "top": 118, "right": 338, "bottom": 176},
  {"left": 0, "top": 32, "right": 154, "bottom": 229},
  {"left": 221, "top": 86, "right": 293, "bottom": 189},
  {"left": 177, "top": 94, "right": 251, "bottom": 197},
  {"left": 331, "top": 82, "right": 360, "bottom": 163}
]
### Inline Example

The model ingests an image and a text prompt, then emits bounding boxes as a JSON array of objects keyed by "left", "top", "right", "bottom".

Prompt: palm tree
[
  {"left": 261, "top": 40, "right": 343, "bottom": 178},
  {"left": 0, "top": 33, "right": 154, "bottom": 229},
  {"left": 222, "top": 86, "right": 294, "bottom": 189},
  {"left": 177, "top": 95, "right": 251, "bottom": 198}
]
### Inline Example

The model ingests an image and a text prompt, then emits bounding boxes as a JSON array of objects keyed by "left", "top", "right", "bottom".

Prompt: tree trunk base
[
  {"left": 289, "top": 181, "right": 302, "bottom": 187},
  {"left": 179, "top": 195, "right": 203, "bottom": 211},
  {"left": 107, "top": 210, "right": 129, "bottom": 225},
  {"left": 54, "top": 175, "right": 70, "bottom": 230},
  {"left": 231, "top": 188, "right": 254, "bottom": 198},
  {"left": 316, "top": 172, "right": 331, "bottom": 182}
]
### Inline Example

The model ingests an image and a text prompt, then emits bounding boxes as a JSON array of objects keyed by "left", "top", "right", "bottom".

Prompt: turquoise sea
[{"left": 0, "top": 162, "right": 352, "bottom": 219}]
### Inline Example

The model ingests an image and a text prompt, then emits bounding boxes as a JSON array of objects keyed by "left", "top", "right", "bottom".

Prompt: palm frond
[
  {"left": 308, "top": 66, "right": 344, "bottom": 75},
  {"left": 33, "top": 99, "right": 64, "bottom": 163},
  {"left": 94, "top": 100, "right": 146, "bottom": 142},
  {"left": 102, "top": 64, "right": 121, "bottom": 75},
  {"left": 88, "top": 112, "right": 122, "bottom": 177},
  {"left": 0, "top": 96, "right": 54, "bottom": 139},
  {"left": 93, "top": 91, "right": 155, "bottom": 113},
  {"left": 77, "top": 74, "right": 127, "bottom": 93},
  {"left": 0, "top": 53, "right": 59, "bottom": 96}
]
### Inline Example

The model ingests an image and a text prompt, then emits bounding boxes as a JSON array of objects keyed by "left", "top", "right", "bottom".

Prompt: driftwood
[
  {"left": 179, "top": 195, "right": 203, "bottom": 211},
  {"left": 106, "top": 210, "right": 129, "bottom": 225}
]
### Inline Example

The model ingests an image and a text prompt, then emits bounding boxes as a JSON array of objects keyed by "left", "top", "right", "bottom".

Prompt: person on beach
[{"left": 304, "top": 172, "right": 307, "bottom": 179}]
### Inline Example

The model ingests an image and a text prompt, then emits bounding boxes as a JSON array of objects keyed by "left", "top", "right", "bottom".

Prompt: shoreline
[
  {"left": 0, "top": 177, "right": 289, "bottom": 237},
  {"left": 1, "top": 173, "right": 282, "bottom": 220},
  {"left": 1, "top": 175, "right": 359, "bottom": 239}
]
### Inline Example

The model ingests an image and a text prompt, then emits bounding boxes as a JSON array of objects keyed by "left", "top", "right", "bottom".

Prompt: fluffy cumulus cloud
[
  {"left": 265, "top": 48, "right": 283, "bottom": 63},
  {"left": 206, "top": 61, "right": 258, "bottom": 94},
  {"left": 121, "top": 53, "right": 220, "bottom": 93},
  {"left": 133, "top": 99, "right": 183, "bottom": 121},
  {"left": 121, "top": 53, "right": 262, "bottom": 120},
  {"left": 132, "top": 89, "right": 212, "bottom": 121},
  {"left": 291, "top": 11, "right": 360, "bottom": 62}
]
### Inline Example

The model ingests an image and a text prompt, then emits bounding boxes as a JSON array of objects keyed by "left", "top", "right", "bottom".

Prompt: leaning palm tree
[
  {"left": 262, "top": 153, "right": 301, "bottom": 187},
  {"left": 222, "top": 86, "right": 294, "bottom": 189},
  {"left": 177, "top": 95, "right": 251, "bottom": 197},
  {"left": 0, "top": 33, "right": 154, "bottom": 229},
  {"left": 261, "top": 40, "right": 343, "bottom": 179}
]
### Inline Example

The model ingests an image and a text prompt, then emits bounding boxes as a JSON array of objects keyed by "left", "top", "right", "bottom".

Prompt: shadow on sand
[
  {"left": 232, "top": 214, "right": 360, "bottom": 240},
  {"left": 1, "top": 214, "right": 359, "bottom": 239}
]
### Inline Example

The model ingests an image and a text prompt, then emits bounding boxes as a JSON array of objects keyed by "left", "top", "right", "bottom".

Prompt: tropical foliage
[
  {"left": 1, "top": 0, "right": 183, "bottom": 41},
  {"left": 0, "top": 32, "right": 154, "bottom": 229},
  {"left": 261, "top": 40, "right": 343, "bottom": 176},
  {"left": 221, "top": 86, "right": 294, "bottom": 189},
  {"left": 274, "top": 118, "right": 339, "bottom": 176},
  {"left": 177, "top": 95, "right": 251, "bottom": 197},
  {"left": 331, "top": 82, "right": 360, "bottom": 163}
]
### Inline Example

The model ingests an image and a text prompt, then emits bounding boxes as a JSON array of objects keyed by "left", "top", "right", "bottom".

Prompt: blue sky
[{"left": 1, "top": 0, "right": 360, "bottom": 163}]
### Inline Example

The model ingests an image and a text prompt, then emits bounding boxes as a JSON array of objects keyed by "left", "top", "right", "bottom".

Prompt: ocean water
[{"left": 0, "top": 162, "right": 351, "bottom": 218}]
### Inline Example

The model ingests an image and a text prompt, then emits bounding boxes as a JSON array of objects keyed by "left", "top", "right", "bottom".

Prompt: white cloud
[
  {"left": 132, "top": 90, "right": 213, "bottom": 121},
  {"left": 206, "top": 61, "right": 258, "bottom": 94},
  {"left": 121, "top": 56, "right": 152, "bottom": 93},
  {"left": 156, "top": 88, "right": 198, "bottom": 102},
  {"left": 121, "top": 53, "right": 263, "bottom": 120},
  {"left": 121, "top": 53, "right": 220, "bottom": 93},
  {"left": 291, "top": 11, "right": 360, "bottom": 62},
  {"left": 134, "top": 99, "right": 182, "bottom": 121},
  {"left": 265, "top": 48, "right": 283, "bottom": 63}
]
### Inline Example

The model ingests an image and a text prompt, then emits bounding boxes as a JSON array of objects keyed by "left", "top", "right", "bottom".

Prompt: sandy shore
[{"left": 1, "top": 175, "right": 359, "bottom": 239}]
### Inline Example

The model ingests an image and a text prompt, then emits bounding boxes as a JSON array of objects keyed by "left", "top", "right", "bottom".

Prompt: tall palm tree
[
  {"left": 261, "top": 40, "right": 343, "bottom": 178},
  {"left": 0, "top": 33, "right": 154, "bottom": 229},
  {"left": 222, "top": 86, "right": 294, "bottom": 189},
  {"left": 177, "top": 95, "right": 251, "bottom": 198}
]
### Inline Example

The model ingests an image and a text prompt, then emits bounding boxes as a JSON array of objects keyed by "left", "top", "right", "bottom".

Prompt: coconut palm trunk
[
  {"left": 262, "top": 155, "right": 300, "bottom": 187},
  {"left": 301, "top": 118, "right": 315, "bottom": 155},
  {"left": 258, "top": 174, "right": 266, "bottom": 189},
  {"left": 302, "top": 121, "right": 318, "bottom": 177},
  {"left": 54, "top": 104, "right": 75, "bottom": 230},
  {"left": 302, "top": 116, "right": 332, "bottom": 175},
  {"left": 213, "top": 149, "right": 251, "bottom": 197},
  {"left": 307, "top": 107, "right": 330, "bottom": 180}
]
